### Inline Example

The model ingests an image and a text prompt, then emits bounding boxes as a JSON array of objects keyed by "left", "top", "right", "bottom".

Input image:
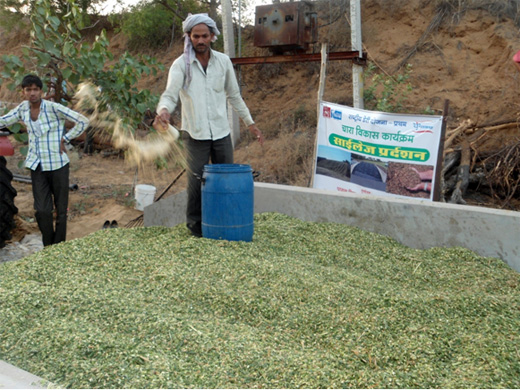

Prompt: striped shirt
[{"left": 0, "top": 99, "right": 89, "bottom": 171}]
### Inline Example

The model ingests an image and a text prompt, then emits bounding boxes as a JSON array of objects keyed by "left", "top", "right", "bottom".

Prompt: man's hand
[
  {"left": 153, "top": 108, "right": 171, "bottom": 132},
  {"left": 60, "top": 138, "right": 69, "bottom": 154},
  {"left": 248, "top": 124, "right": 264, "bottom": 146}
]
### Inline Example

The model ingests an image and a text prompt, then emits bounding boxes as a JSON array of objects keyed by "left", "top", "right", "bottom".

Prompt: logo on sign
[
  {"left": 323, "top": 106, "right": 331, "bottom": 118},
  {"left": 412, "top": 121, "right": 435, "bottom": 133},
  {"left": 332, "top": 110, "right": 342, "bottom": 120}
]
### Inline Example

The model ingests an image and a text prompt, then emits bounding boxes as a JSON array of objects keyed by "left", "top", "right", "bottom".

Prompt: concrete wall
[{"left": 144, "top": 183, "right": 520, "bottom": 272}]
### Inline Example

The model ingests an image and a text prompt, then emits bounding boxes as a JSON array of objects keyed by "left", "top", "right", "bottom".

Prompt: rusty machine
[
  {"left": 231, "top": 1, "right": 365, "bottom": 65},
  {"left": 254, "top": 1, "right": 318, "bottom": 54}
]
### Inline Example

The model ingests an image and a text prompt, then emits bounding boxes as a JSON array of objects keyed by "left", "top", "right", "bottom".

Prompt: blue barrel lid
[{"left": 203, "top": 164, "right": 252, "bottom": 173}]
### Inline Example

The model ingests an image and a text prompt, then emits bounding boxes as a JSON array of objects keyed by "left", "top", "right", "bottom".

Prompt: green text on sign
[{"left": 330, "top": 134, "right": 430, "bottom": 162}]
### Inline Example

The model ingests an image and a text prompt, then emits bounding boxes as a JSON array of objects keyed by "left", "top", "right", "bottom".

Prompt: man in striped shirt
[{"left": 0, "top": 74, "right": 89, "bottom": 246}]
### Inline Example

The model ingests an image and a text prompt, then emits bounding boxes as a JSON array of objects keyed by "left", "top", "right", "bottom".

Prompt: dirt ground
[
  {"left": 2, "top": 0, "right": 520, "bottom": 243},
  {"left": 5, "top": 141, "right": 187, "bottom": 241}
]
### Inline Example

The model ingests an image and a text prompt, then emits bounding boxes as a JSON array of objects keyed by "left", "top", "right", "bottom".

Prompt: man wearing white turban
[{"left": 155, "top": 13, "right": 264, "bottom": 237}]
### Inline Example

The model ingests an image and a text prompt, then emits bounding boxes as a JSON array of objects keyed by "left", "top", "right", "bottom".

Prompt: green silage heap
[{"left": 1, "top": 212, "right": 519, "bottom": 388}]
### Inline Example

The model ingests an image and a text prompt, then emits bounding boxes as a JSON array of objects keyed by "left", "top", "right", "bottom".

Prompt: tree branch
[{"left": 157, "top": 0, "right": 185, "bottom": 21}]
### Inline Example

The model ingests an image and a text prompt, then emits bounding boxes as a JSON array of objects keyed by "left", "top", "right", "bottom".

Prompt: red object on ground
[
  {"left": 513, "top": 50, "right": 520, "bottom": 63},
  {"left": 0, "top": 136, "right": 14, "bottom": 156}
]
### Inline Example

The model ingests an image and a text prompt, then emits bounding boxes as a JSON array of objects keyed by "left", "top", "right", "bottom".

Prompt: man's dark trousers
[
  {"left": 31, "top": 163, "right": 69, "bottom": 246},
  {"left": 186, "top": 134, "right": 233, "bottom": 237}
]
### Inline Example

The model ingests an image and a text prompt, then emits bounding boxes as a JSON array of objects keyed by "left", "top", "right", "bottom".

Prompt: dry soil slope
[
  {"left": 358, "top": 0, "right": 520, "bottom": 124},
  {"left": 1, "top": 1, "right": 520, "bottom": 177},
  {"left": 2, "top": 2, "right": 519, "bottom": 124},
  {"left": 236, "top": 0, "right": 520, "bottom": 127}
]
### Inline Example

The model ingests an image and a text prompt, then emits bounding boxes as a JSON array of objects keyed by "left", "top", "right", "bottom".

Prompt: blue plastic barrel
[{"left": 202, "top": 164, "right": 254, "bottom": 242}]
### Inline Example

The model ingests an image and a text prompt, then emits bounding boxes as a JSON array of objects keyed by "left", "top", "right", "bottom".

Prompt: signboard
[{"left": 313, "top": 102, "right": 443, "bottom": 201}]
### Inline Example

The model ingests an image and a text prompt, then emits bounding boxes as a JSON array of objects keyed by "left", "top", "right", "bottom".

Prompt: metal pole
[
  {"left": 351, "top": 0, "right": 364, "bottom": 109},
  {"left": 309, "top": 43, "right": 329, "bottom": 188},
  {"left": 238, "top": 0, "right": 242, "bottom": 58},
  {"left": 221, "top": 0, "right": 240, "bottom": 147},
  {"left": 433, "top": 99, "right": 450, "bottom": 202},
  {"left": 317, "top": 43, "right": 328, "bottom": 120},
  {"left": 237, "top": 0, "right": 242, "bottom": 90},
  {"left": 222, "top": 0, "right": 236, "bottom": 57}
]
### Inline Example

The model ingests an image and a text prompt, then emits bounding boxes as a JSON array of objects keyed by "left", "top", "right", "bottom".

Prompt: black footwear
[
  {"left": 110, "top": 220, "right": 118, "bottom": 228},
  {"left": 102, "top": 220, "right": 110, "bottom": 229},
  {"left": 187, "top": 223, "right": 202, "bottom": 237}
]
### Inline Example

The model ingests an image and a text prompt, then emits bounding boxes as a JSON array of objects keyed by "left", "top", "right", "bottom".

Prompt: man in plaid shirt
[{"left": 0, "top": 74, "right": 89, "bottom": 246}]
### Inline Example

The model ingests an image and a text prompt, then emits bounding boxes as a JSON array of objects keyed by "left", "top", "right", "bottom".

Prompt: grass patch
[{"left": 1, "top": 213, "right": 519, "bottom": 388}]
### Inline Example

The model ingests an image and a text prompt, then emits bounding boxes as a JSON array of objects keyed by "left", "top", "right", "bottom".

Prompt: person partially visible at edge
[
  {"left": 154, "top": 13, "right": 264, "bottom": 238},
  {"left": 0, "top": 74, "right": 89, "bottom": 246},
  {"left": 513, "top": 49, "right": 520, "bottom": 73}
]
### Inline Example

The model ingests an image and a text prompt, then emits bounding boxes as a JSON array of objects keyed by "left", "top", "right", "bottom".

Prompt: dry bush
[
  {"left": 302, "top": 62, "right": 321, "bottom": 77},
  {"left": 314, "top": 0, "right": 351, "bottom": 49},
  {"left": 257, "top": 111, "right": 285, "bottom": 140},
  {"left": 480, "top": 140, "right": 520, "bottom": 205},
  {"left": 256, "top": 103, "right": 317, "bottom": 140},
  {"left": 254, "top": 63, "right": 287, "bottom": 81},
  {"left": 292, "top": 103, "right": 317, "bottom": 128},
  {"left": 260, "top": 123, "right": 316, "bottom": 186},
  {"left": 478, "top": 0, "right": 520, "bottom": 25},
  {"left": 393, "top": 0, "right": 520, "bottom": 69},
  {"left": 425, "top": 0, "right": 520, "bottom": 25}
]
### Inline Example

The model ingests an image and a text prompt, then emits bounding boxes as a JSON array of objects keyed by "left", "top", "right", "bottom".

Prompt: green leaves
[
  {"left": 62, "top": 42, "right": 73, "bottom": 57},
  {"left": 1, "top": 0, "right": 163, "bottom": 135},
  {"left": 9, "top": 123, "right": 23, "bottom": 135},
  {"left": 13, "top": 133, "right": 28, "bottom": 144},
  {"left": 2, "top": 54, "right": 23, "bottom": 68},
  {"left": 48, "top": 15, "right": 60, "bottom": 29},
  {"left": 61, "top": 67, "right": 72, "bottom": 80},
  {"left": 364, "top": 62, "right": 414, "bottom": 114},
  {"left": 136, "top": 102, "right": 147, "bottom": 114},
  {"left": 36, "top": 51, "right": 52, "bottom": 64}
]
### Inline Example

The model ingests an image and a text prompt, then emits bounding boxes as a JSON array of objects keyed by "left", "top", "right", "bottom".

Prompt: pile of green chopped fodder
[{"left": 0, "top": 212, "right": 519, "bottom": 389}]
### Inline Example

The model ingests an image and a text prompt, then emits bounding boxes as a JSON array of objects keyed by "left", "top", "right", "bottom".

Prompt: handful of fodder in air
[
  {"left": 112, "top": 117, "right": 184, "bottom": 166},
  {"left": 152, "top": 118, "right": 180, "bottom": 141},
  {"left": 73, "top": 82, "right": 184, "bottom": 167}
]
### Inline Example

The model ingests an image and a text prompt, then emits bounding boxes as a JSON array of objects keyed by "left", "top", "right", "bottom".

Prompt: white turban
[
  {"left": 182, "top": 13, "right": 220, "bottom": 90},
  {"left": 182, "top": 13, "right": 220, "bottom": 37}
]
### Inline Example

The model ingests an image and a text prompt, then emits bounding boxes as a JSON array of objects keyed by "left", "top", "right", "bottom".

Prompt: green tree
[
  {"left": 121, "top": 2, "right": 173, "bottom": 49},
  {"left": 118, "top": 0, "right": 251, "bottom": 51},
  {"left": 0, "top": 0, "right": 103, "bottom": 18},
  {"left": 118, "top": 0, "right": 205, "bottom": 49},
  {"left": 121, "top": 0, "right": 188, "bottom": 49},
  {"left": 1, "top": 0, "right": 163, "bottom": 135}
]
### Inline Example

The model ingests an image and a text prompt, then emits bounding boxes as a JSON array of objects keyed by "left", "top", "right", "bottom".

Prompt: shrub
[
  {"left": 363, "top": 62, "right": 413, "bottom": 113},
  {"left": 121, "top": 2, "right": 176, "bottom": 50}
]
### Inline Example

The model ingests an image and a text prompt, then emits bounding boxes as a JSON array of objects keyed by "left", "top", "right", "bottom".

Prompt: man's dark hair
[{"left": 21, "top": 74, "right": 43, "bottom": 89}]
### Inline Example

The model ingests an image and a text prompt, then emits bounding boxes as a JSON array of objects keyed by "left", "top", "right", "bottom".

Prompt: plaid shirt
[{"left": 0, "top": 99, "right": 89, "bottom": 171}]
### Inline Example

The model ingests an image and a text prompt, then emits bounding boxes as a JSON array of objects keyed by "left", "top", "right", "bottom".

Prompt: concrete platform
[
  {"left": 145, "top": 182, "right": 520, "bottom": 273},
  {"left": 2, "top": 182, "right": 518, "bottom": 388},
  {"left": 0, "top": 360, "right": 50, "bottom": 389}
]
